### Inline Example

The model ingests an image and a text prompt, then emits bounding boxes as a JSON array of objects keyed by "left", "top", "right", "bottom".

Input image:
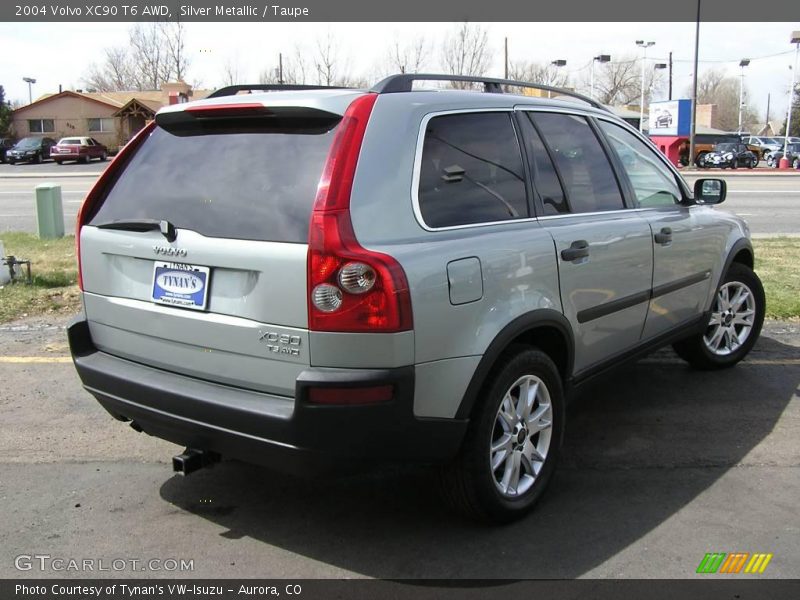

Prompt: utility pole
[
  {"left": 668, "top": 51, "right": 673, "bottom": 100},
  {"left": 765, "top": 93, "right": 771, "bottom": 131},
  {"left": 504, "top": 37, "right": 509, "bottom": 79},
  {"left": 738, "top": 59, "right": 750, "bottom": 133},
  {"left": 636, "top": 40, "right": 655, "bottom": 132},
  {"left": 689, "top": 0, "right": 701, "bottom": 170},
  {"left": 22, "top": 77, "right": 36, "bottom": 104},
  {"left": 278, "top": 53, "right": 284, "bottom": 84}
]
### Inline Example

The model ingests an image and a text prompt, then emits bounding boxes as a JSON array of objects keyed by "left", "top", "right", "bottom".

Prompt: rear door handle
[
  {"left": 560, "top": 240, "right": 590, "bottom": 261},
  {"left": 654, "top": 227, "right": 673, "bottom": 245}
]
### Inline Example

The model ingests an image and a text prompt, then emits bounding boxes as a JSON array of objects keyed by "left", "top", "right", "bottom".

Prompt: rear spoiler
[{"left": 155, "top": 104, "right": 343, "bottom": 129}]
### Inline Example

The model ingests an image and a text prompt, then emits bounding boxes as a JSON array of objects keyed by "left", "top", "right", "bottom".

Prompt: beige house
[{"left": 10, "top": 82, "right": 210, "bottom": 151}]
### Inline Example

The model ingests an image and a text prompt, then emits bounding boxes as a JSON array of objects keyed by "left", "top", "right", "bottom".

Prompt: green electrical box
[{"left": 35, "top": 183, "right": 65, "bottom": 239}]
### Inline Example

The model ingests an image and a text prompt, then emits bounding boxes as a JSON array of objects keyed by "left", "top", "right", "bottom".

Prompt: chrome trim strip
[{"left": 410, "top": 106, "right": 636, "bottom": 232}]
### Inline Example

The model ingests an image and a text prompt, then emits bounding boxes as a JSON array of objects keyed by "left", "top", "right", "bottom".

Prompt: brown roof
[
  {"left": 19, "top": 88, "right": 213, "bottom": 114},
  {"left": 17, "top": 90, "right": 121, "bottom": 113}
]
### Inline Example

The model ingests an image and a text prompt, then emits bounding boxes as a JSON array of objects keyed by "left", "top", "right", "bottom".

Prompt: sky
[{"left": 1, "top": 21, "right": 798, "bottom": 123}]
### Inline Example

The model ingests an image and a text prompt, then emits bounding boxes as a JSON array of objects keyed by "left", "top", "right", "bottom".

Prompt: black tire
[
  {"left": 673, "top": 263, "right": 765, "bottom": 370},
  {"left": 696, "top": 152, "right": 709, "bottom": 168},
  {"left": 99, "top": 152, "right": 107, "bottom": 161},
  {"left": 33, "top": 153, "right": 42, "bottom": 164},
  {"left": 439, "top": 347, "right": 565, "bottom": 523},
  {"left": 767, "top": 155, "right": 775, "bottom": 168},
  {"left": 748, "top": 157, "right": 757, "bottom": 169},
  {"left": 55, "top": 160, "right": 63, "bottom": 165},
  {"left": 793, "top": 158, "right": 799, "bottom": 170}
]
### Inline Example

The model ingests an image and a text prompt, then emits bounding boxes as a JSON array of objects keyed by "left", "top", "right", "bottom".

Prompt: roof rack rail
[
  {"left": 370, "top": 74, "right": 610, "bottom": 113},
  {"left": 207, "top": 84, "right": 351, "bottom": 99}
]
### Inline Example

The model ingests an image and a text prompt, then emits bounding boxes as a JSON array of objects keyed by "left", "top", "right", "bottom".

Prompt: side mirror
[{"left": 694, "top": 178, "right": 726, "bottom": 205}]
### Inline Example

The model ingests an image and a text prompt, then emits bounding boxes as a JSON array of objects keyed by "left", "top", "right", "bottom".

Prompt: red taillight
[
  {"left": 75, "top": 122, "right": 155, "bottom": 290},
  {"left": 307, "top": 385, "right": 394, "bottom": 406},
  {"left": 307, "top": 94, "right": 413, "bottom": 333}
]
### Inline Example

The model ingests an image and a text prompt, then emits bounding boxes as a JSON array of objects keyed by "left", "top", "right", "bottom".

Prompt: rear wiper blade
[{"left": 95, "top": 219, "right": 177, "bottom": 242}]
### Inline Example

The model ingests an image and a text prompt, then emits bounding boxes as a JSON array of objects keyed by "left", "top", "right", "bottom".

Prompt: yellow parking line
[
  {"left": 744, "top": 359, "right": 800, "bottom": 365},
  {"left": 0, "top": 356, "right": 72, "bottom": 363}
]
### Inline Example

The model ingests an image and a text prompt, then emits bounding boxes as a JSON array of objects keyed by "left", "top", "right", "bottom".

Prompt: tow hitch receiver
[{"left": 172, "top": 448, "right": 221, "bottom": 476}]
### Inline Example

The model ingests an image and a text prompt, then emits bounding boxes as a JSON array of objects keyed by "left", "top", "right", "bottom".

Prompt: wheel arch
[
  {"left": 708, "top": 238, "right": 754, "bottom": 311},
  {"left": 725, "top": 238, "right": 754, "bottom": 271},
  {"left": 454, "top": 309, "right": 574, "bottom": 420}
]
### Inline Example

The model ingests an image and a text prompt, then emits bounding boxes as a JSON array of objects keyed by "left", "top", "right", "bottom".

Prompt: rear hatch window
[{"left": 87, "top": 113, "right": 341, "bottom": 243}]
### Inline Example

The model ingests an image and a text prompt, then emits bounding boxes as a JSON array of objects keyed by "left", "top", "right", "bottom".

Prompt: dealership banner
[
  {"left": 4, "top": 579, "right": 800, "bottom": 599},
  {"left": 2, "top": 0, "right": 800, "bottom": 22}
]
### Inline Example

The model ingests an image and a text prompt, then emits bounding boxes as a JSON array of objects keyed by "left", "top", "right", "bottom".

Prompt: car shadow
[{"left": 159, "top": 335, "right": 798, "bottom": 578}]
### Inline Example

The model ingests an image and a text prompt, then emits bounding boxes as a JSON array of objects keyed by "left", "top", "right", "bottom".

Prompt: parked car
[
  {"left": 52, "top": 137, "right": 109, "bottom": 164},
  {"left": 68, "top": 75, "right": 765, "bottom": 523},
  {"left": 765, "top": 143, "right": 800, "bottom": 168},
  {"left": 0, "top": 137, "right": 16, "bottom": 163},
  {"left": 703, "top": 142, "right": 758, "bottom": 169},
  {"left": 6, "top": 136, "right": 56, "bottom": 164},
  {"left": 744, "top": 135, "right": 784, "bottom": 158}
]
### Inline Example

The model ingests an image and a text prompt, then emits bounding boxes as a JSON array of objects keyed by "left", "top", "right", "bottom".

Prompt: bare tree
[
  {"left": 508, "top": 61, "right": 569, "bottom": 88},
  {"left": 588, "top": 55, "right": 662, "bottom": 106},
  {"left": 83, "top": 23, "right": 191, "bottom": 91},
  {"left": 313, "top": 32, "right": 342, "bottom": 86},
  {"left": 688, "top": 68, "right": 757, "bottom": 131},
  {"left": 160, "top": 22, "right": 189, "bottom": 82},
  {"left": 221, "top": 57, "right": 244, "bottom": 87},
  {"left": 84, "top": 46, "right": 137, "bottom": 91},
  {"left": 441, "top": 23, "right": 491, "bottom": 88},
  {"left": 388, "top": 36, "right": 430, "bottom": 74},
  {"left": 259, "top": 49, "right": 311, "bottom": 85},
  {"left": 129, "top": 23, "right": 170, "bottom": 89}
]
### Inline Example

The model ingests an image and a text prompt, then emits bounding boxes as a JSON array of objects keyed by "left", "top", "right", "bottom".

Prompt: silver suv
[{"left": 69, "top": 74, "right": 765, "bottom": 522}]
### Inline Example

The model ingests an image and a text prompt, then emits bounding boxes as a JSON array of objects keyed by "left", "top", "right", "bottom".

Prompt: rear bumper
[{"left": 68, "top": 318, "right": 467, "bottom": 473}]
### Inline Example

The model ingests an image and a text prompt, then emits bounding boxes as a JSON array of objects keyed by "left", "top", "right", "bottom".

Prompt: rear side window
[
  {"left": 88, "top": 119, "right": 340, "bottom": 243},
  {"left": 518, "top": 113, "right": 567, "bottom": 216},
  {"left": 418, "top": 112, "right": 528, "bottom": 228},
  {"left": 531, "top": 113, "right": 625, "bottom": 214}
]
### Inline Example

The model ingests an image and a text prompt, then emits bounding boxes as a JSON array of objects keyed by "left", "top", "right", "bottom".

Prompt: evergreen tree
[
  {"left": 782, "top": 85, "right": 800, "bottom": 136},
  {"left": 0, "top": 85, "right": 12, "bottom": 137}
]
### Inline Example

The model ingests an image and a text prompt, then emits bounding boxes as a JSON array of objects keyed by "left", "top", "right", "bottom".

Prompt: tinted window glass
[
  {"left": 519, "top": 113, "right": 567, "bottom": 216},
  {"left": 532, "top": 113, "right": 624, "bottom": 213},
  {"left": 418, "top": 112, "right": 527, "bottom": 228},
  {"left": 598, "top": 120, "right": 682, "bottom": 207},
  {"left": 89, "top": 120, "right": 339, "bottom": 243}
]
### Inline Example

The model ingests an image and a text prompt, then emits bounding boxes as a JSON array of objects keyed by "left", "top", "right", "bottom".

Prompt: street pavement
[
  {"left": 0, "top": 316, "right": 798, "bottom": 579},
  {"left": 1, "top": 163, "right": 799, "bottom": 236}
]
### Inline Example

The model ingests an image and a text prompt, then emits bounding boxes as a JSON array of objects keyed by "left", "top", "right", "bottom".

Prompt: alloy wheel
[
  {"left": 490, "top": 375, "right": 553, "bottom": 498},
  {"left": 703, "top": 281, "right": 756, "bottom": 356}
]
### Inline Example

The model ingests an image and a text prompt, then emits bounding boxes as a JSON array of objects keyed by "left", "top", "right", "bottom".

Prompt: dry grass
[
  {"left": 753, "top": 237, "right": 800, "bottom": 321},
  {"left": 0, "top": 233, "right": 797, "bottom": 324},
  {"left": 0, "top": 232, "right": 80, "bottom": 323}
]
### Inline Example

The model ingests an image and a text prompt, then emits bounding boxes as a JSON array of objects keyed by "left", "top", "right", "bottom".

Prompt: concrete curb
[
  {"left": 679, "top": 170, "right": 800, "bottom": 176},
  {"left": 0, "top": 172, "right": 101, "bottom": 179}
]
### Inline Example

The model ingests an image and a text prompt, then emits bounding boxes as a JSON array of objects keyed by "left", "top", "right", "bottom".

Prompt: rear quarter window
[{"left": 417, "top": 112, "right": 528, "bottom": 228}]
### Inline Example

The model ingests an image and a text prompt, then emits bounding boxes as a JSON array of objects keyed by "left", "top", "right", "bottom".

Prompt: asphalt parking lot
[{"left": 0, "top": 315, "right": 798, "bottom": 579}]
